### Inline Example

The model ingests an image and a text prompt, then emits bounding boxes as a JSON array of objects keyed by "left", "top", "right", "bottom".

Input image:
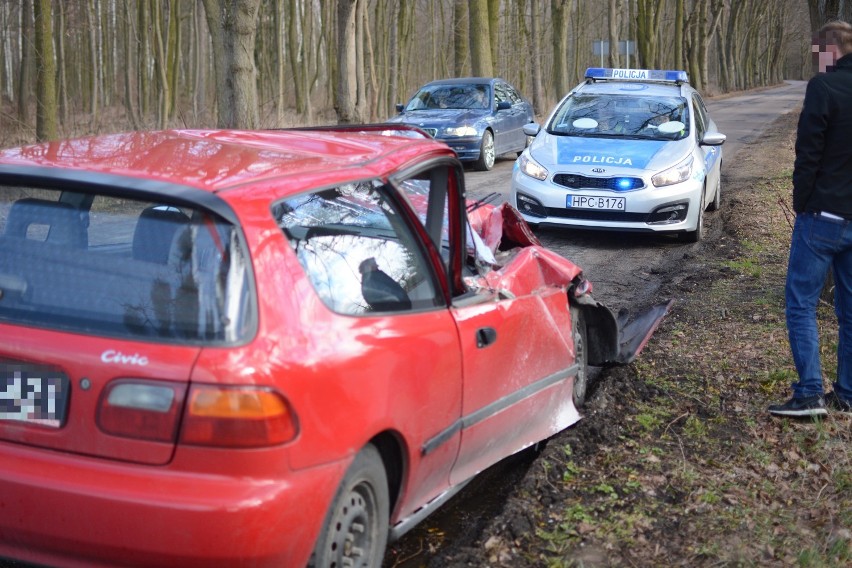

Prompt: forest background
[{"left": 0, "top": 0, "right": 851, "bottom": 146}]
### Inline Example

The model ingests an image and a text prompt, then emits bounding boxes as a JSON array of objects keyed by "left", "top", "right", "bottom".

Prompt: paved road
[
  {"left": 461, "top": 80, "right": 807, "bottom": 309},
  {"left": 705, "top": 80, "right": 806, "bottom": 159}
]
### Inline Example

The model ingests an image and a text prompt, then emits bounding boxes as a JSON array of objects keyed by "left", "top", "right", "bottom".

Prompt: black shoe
[
  {"left": 825, "top": 391, "right": 852, "bottom": 415},
  {"left": 768, "top": 395, "right": 827, "bottom": 417}
]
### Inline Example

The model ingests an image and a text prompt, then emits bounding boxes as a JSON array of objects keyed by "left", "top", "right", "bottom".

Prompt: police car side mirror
[
  {"left": 395, "top": 103, "right": 405, "bottom": 113},
  {"left": 496, "top": 101, "right": 512, "bottom": 111},
  {"left": 523, "top": 123, "right": 541, "bottom": 136},
  {"left": 700, "top": 131, "right": 726, "bottom": 146}
]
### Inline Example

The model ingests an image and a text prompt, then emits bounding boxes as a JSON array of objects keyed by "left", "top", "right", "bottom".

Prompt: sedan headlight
[
  {"left": 444, "top": 125, "right": 478, "bottom": 137},
  {"left": 518, "top": 153, "right": 549, "bottom": 181},
  {"left": 652, "top": 156, "right": 694, "bottom": 187}
]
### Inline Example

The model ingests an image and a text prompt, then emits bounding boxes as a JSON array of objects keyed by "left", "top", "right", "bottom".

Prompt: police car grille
[
  {"left": 553, "top": 174, "right": 644, "bottom": 191},
  {"left": 545, "top": 208, "right": 649, "bottom": 222}
]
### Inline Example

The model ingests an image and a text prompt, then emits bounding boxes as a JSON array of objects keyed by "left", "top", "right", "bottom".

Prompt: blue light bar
[
  {"left": 584, "top": 68, "right": 689, "bottom": 84},
  {"left": 585, "top": 68, "right": 608, "bottom": 79}
]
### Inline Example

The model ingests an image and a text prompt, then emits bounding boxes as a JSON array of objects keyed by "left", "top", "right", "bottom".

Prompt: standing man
[{"left": 769, "top": 20, "right": 852, "bottom": 417}]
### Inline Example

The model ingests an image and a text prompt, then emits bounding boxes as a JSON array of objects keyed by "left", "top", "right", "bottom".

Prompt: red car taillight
[
  {"left": 180, "top": 385, "right": 298, "bottom": 448},
  {"left": 97, "top": 380, "right": 186, "bottom": 443}
]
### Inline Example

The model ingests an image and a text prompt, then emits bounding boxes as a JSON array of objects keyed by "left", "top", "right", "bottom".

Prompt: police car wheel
[
  {"left": 707, "top": 168, "right": 721, "bottom": 212},
  {"left": 678, "top": 187, "right": 705, "bottom": 243}
]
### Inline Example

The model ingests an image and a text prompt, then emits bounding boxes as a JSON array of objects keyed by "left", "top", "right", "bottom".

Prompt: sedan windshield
[
  {"left": 405, "top": 84, "right": 490, "bottom": 111},
  {"left": 548, "top": 94, "right": 689, "bottom": 141}
]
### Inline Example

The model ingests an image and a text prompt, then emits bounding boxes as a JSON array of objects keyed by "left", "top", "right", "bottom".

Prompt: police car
[{"left": 511, "top": 68, "right": 725, "bottom": 242}]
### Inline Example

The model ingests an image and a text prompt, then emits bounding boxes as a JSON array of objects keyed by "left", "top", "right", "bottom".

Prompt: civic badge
[{"left": 592, "top": 167, "right": 606, "bottom": 173}]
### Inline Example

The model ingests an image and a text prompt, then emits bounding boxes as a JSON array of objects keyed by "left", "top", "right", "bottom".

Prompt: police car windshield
[{"left": 547, "top": 94, "right": 689, "bottom": 141}]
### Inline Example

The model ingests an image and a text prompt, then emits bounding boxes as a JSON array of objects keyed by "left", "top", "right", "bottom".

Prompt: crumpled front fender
[
  {"left": 467, "top": 200, "right": 672, "bottom": 366},
  {"left": 578, "top": 296, "right": 674, "bottom": 366}
]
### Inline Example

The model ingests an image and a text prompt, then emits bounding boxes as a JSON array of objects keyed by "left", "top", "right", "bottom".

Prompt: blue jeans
[{"left": 785, "top": 212, "right": 852, "bottom": 400}]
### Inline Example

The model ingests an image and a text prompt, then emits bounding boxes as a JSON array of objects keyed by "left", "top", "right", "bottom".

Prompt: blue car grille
[
  {"left": 423, "top": 128, "right": 438, "bottom": 137},
  {"left": 553, "top": 174, "right": 644, "bottom": 191}
]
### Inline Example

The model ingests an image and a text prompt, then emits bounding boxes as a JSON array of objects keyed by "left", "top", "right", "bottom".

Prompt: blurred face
[{"left": 812, "top": 33, "right": 843, "bottom": 72}]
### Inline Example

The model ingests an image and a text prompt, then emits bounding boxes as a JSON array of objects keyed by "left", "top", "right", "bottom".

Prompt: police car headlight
[
  {"left": 518, "top": 153, "right": 549, "bottom": 181},
  {"left": 652, "top": 156, "right": 693, "bottom": 187},
  {"left": 445, "top": 126, "right": 478, "bottom": 137}
]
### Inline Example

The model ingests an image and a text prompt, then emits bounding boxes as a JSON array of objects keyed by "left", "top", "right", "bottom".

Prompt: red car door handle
[{"left": 476, "top": 327, "right": 497, "bottom": 348}]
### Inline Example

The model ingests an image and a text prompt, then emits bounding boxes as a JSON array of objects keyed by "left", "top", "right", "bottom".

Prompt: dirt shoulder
[{"left": 390, "top": 111, "right": 852, "bottom": 567}]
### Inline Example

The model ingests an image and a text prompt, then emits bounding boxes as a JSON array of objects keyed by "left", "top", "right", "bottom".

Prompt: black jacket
[{"left": 792, "top": 52, "right": 852, "bottom": 218}]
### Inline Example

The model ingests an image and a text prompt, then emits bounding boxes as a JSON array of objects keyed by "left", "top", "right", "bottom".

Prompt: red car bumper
[{"left": 0, "top": 442, "right": 346, "bottom": 567}]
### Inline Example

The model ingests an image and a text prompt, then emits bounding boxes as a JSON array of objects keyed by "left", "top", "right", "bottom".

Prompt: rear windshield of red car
[{"left": 0, "top": 185, "right": 254, "bottom": 344}]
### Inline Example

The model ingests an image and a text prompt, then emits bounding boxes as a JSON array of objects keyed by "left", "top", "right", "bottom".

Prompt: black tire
[
  {"left": 707, "top": 166, "right": 721, "bottom": 212},
  {"left": 570, "top": 305, "right": 588, "bottom": 407},
  {"left": 310, "top": 445, "right": 389, "bottom": 568},
  {"left": 475, "top": 130, "right": 496, "bottom": 171},
  {"left": 678, "top": 185, "right": 705, "bottom": 243}
]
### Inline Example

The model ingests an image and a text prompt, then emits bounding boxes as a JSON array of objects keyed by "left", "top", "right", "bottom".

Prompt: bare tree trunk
[
  {"left": 636, "top": 0, "right": 664, "bottom": 68},
  {"left": 674, "top": 0, "right": 684, "bottom": 70},
  {"left": 150, "top": 0, "right": 170, "bottom": 128},
  {"left": 363, "top": 2, "right": 380, "bottom": 121},
  {"left": 55, "top": 0, "right": 68, "bottom": 126},
  {"left": 201, "top": 0, "right": 261, "bottom": 129},
  {"left": 166, "top": 0, "right": 180, "bottom": 123},
  {"left": 398, "top": 1, "right": 415, "bottom": 101},
  {"left": 388, "top": 1, "right": 399, "bottom": 111},
  {"left": 137, "top": 0, "right": 150, "bottom": 119},
  {"left": 808, "top": 0, "right": 852, "bottom": 31},
  {"left": 34, "top": 0, "right": 56, "bottom": 141},
  {"left": 85, "top": 0, "right": 99, "bottom": 120},
  {"left": 701, "top": 0, "right": 725, "bottom": 90},
  {"left": 0, "top": 6, "right": 6, "bottom": 101},
  {"left": 469, "top": 0, "right": 493, "bottom": 76},
  {"left": 335, "top": 0, "right": 360, "bottom": 124},
  {"left": 529, "top": 0, "right": 544, "bottom": 115},
  {"left": 487, "top": 0, "right": 499, "bottom": 74},
  {"left": 551, "top": 0, "right": 569, "bottom": 97},
  {"left": 608, "top": 0, "right": 620, "bottom": 68},
  {"left": 302, "top": 0, "right": 315, "bottom": 121},
  {"left": 285, "top": 0, "right": 303, "bottom": 115},
  {"left": 18, "top": 0, "right": 33, "bottom": 124},
  {"left": 570, "top": 0, "right": 581, "bottom": 88},
  {"left": 453, "top": 0, "right": 469, "bottom": 76},
  {"left": 355, "top": 0, "right": 367, "bottom": 120}
]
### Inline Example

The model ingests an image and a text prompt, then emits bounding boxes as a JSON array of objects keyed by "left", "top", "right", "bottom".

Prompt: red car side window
[{"left": 274, "top": 180, "right": 443, "bottom": 315}]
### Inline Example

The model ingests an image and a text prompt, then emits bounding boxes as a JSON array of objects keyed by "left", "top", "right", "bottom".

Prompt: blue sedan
[{"left": 388, "top": 77, "right": 534, "bottom": 171}]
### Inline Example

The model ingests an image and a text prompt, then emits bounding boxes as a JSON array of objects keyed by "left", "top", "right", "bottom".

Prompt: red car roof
[{"left": 0, "top": 128, "right": 454, "bottom": 195}]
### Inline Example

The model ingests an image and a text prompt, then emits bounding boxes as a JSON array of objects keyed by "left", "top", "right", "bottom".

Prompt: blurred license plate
[
  {"left": 0, "top": 365, "right": 69, "bottom": 427},
  {"left": 566, "top": 195, "right": 626, "bottom": 210}
]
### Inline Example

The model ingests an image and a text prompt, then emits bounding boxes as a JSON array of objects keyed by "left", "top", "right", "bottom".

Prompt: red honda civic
[{"left": 0, "top": 125, "right": 668, "bottom": 567}]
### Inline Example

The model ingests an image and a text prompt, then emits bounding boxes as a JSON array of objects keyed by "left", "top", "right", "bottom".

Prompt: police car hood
[
  {"left": 387, "top": 109, "right": 489, "bottom": 129},
  {"left": 529, "top": 131, "right": 692, "bottom": 173}
]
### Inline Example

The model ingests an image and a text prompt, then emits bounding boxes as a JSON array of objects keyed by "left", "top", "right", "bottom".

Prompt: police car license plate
[
  {"left": 566, "top": 195, "right": 626, "bottom": 210},
  {"left": 0, "top": 365, "right": 69, "bottom": 428}
]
